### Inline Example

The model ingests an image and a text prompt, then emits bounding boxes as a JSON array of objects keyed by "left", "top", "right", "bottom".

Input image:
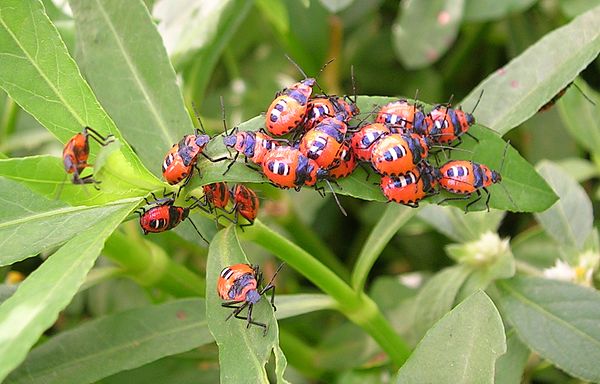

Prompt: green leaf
[
  {"left": 0, "top": 285, "right": 16, "bottom": 305},
  {"left": 0, "top": 177, "right": 141, "bottom": 266},
  {"left": 351, "top": 204, "right": 416, "bottom": 291},
  {"left": 318, "top": 0, "right": 354, "bottom": 13},
  {"left": 555, "top": 157, "right": 599, "bottom": 182},
  {"left": 560, "top": 0, "right": 600, "bottom": 18},
  {"left": 463, "top": 0, "right": 536, "bottom": 21},
  {"left": 274, "top": 294, "right": 337, "bottom": 319},
  {"left": 494, "top": 330, "right": 530, "bottom": 384},
  {"left": 534, "top": 161, "right": 593, "bottom": 250},
  {"left": 412, "top": 265, "right": 471, "bottom": 340},
  {"left": 256, "top": 0, "right": 289, "bottom": 34},
  {"left": 0, "top": 153, "right": 163, "bottom": 207},
  {"left": 461, "top": 5, "right": 600, "bottom": 134},
  {"left": 70, "top": 0, "right": 194, "bottom": 176},
  {"left": 396, "top": 291, "right": 506, "bottom": 383},
  {"left": 206, "top": 226, "right": 289, "bottom": 384},
  {"left": 0, "top": 198, "right": 138, "bottom": 382},
  {"left": 496, "top": 276, "right": 600, "bottom": 382},
  {"left": 0, "top": 0, "right": 151, "bottom": 179},
  {"left": 557, "top": 79, "right": 600, "bottom": 154},
  {"left": 418, "top": 205, "right": 506, "bottom": 242},
  {"left": 392, "top": 0, "right": 464, "bottom": 69},
  {"left": 6, "top": 299, "right": 212, "bottom": 384}
]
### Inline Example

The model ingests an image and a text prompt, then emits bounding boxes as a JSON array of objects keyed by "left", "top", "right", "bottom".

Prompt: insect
[
  {"left": 202, "top": 182, "right": 230, "bottom": 212},
  {"left": 222, "top": 128, "right": 281, "bottom": 174},
  {"left": 261, "top": 146, "right": 327, "bottom": 190},
  {"left": 380, "top": 163, "right": 440, "bottom": 207},
  {"left": 266, "top": 78, "right": 316, "bottom": 136},
  {"left": 62, "top": 126, "right": 113, "bottom": 187},
  {"left": 304, "top": 95, "right": 360, "bottom": 130},
  {"left": 218, "top": 263, "right": 284, "bottom": 335},
  {"left": 162, "top": 105, "right": 227, "bottom": 187},
  {"left": 539, "top": 81, "right": 596, "bottom": 112},
  {"left": 217, "top": 184, "right": 260, "bottom": 229},
  {"left": 375, "top": 99, "right": 426, "bottom": 133},
  {"left": 437, "top": 160, "right": 501, "bottom": 212},
  {"left": 349, "top": 123, "right": 391, "bottom": 162},
  {"left": 299, "top": 117, "right": 347, "bottom": 169},
  {"left": 370, "top": 132, "right": 430, "bottom": 176},
  {"left": 137, "top": 194, "right": 207, "bottom": 243},
  {"left": 328, "top": 143, "right": 357, "bottom": 179},
  {"left": 420, "top": 105, "right": 476, "bottom": 144}
]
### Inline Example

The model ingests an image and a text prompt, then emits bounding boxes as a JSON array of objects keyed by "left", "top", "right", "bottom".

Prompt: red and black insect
[
  {"left": 218, "top": 263, "right": 284, "bottom": 335},
  {"left": 304, "top": 95, "right": 359, "bottom": 130},
  {"left": 375, "top": 99, "right": 426, "bottom": 134},
  {"left": 202, "top": 182, "right": 230, "bottom": 212},
  {"left": 62, "top": 126, "right": 113, "bottom": 187},
  {"left": 266, "top": 78, "right": 316, "bottom": 136},
  {"left": 349, "top": 123, "right": 391, "bottom": 162},
  {"left": 216, "top": 184, "right": 260, "bottom": 229},
  {"left": 261, "top": 146, "right": 326, "bottom": 190},
  {"left": 437, "top": 160, "right": 501, "bottom": 212},
  {"left": 162, "top": 105, "right": 227, "bottom": 187},
  {"left": 137, "top": 194, "right": 207, "bottom": 242},
  {"left": 222, "top": 128, "right": 281, "bottom": 174},
  {"left": 369, "top": 132, "right": 430, "bottom": 176},
  {"left": 328, "top": 143, "right": 357, "bottom": 179},
  {"left": 380, "top": 163, "right": 440, "bottom": 207},
  {"left": 299, "top": 117, "right": 347, "bottom": 169},
  {"left": 420, "top": 105, "right": 476, "bottom": 144}
]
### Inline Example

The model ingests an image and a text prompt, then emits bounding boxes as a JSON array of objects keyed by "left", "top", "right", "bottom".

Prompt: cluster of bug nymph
[{"left": 61, "top": 58, "right": 510, "bottom": 335}]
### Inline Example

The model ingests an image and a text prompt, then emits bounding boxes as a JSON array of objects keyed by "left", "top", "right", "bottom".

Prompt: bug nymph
[
  {"left": 218, "top": 263, "right": 284, "bottom": 335},
  {"left": 62, "top": 126, "right": 114, "bottom": 187}
]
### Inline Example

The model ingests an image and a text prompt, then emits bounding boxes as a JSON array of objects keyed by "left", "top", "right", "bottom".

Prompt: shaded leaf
[
  {"left": 418, "top": 205, "right": 505, "bottom": 242},
  {"left": 560, "top": 0, "right": 600, "bottom": 18},
  {"left": 6, "top": 299, "right": 211, "bottom": 384},
  {"left": 0, "top": 198, "right": 138, "bottom": 381},
  {"left": 396, "top": 291, "right": 506, "bottom": 383},
  {"left": 464, "top": 0, "right": 536, "bottom": 21},
  {"left": 496, "top": 276, "right": 600, "bottom": 382},
  {"left": 557, "top": 79, "right": 600, "bottom": 154},
  {"left": 461, "top": 5, "right": 600, "bottom": 134},
  {"left": 274, "top": 294, "right": 336, "bottom": 319},
  {"left": 534, "top": 161, "right": 593, "bottom": 250},
  {"left": 70, "top": 0, "right": 194, "bottom": 176},
  {"left": 0, "top": 177, "right": 141, "bottom": 266},
  {"left": 494, "top": 330, "right": 530, "bottom": 384},
  {"left": 206, "top": 227, "right": 289, "bottom": 383},
  {"left": 392, "top": 0, "right": 464, "bottom": 69}
]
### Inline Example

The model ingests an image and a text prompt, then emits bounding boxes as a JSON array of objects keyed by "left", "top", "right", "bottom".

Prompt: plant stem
[
  {"left": 0, "top": 96, "right": 18, "bottom": 145},
  {"left": 241, "top": 220, "right": 411, "bottom": 366},
  {"left": 103, "top": 229, "right": 205, "bottom": 297}
]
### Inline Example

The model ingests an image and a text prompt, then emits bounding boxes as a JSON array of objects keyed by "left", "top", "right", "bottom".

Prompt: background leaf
[
  {"left": 392, "top": 0, "right": 465, "bottom": 69},
  {"left": 70, "top": 0, "right": 194, "bottom": 176},
  {"left": 206, "top": 226, "right": 289, "bottom": 383},
  {"left": 461, "top": 5, "right": 600, "bottom": 134},
  {"left": 496, "top": 276, "right": 600, "bottom": 382},
  {"left": 0, "top": 177, "right": 141, "bottom": 266},
  {"left": 6, "top": 299, "right": 211, "bottom": 384},
  {"left": 534, "top": 161, "right": 593, "bottom": 250},
  {"left": 463, "top": 0, "right": 536, "bottom": 21},
  {"left": 0, "top": 198, "right": 138, "bottom": 381},
  {"left": 494, "top": 330, "right": 530, "bottom": 384},
  {"left": 396, "top": 291, "right": 506, "bottom": 383},
  {"left": 418, "top": 205, "right": 505, "bottom": 242}
]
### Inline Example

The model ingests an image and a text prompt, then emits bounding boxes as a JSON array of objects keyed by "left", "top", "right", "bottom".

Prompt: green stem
[
  {"left": 103, "top": 229, "right": 205, "bottom": 297},
  {"left": 277, "top": 210, "right": 350, "bottom": 282},
  {"left": 241, "top": 220, "right": 411, "bottom": 366},
  {"left": 0, "top": 96, "right": 19, "bottom": 145}
]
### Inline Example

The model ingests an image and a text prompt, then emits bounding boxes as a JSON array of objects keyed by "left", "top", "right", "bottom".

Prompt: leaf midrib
[{"left": 93, "top": 0, "right": 176, "bottom": 146}]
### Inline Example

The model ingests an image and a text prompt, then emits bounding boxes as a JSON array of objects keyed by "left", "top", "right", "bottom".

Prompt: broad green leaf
[
  {"left": 6, "top": 299, "right": 212, "bottom": 384},
  {"left": 206, "top": 227, "right": 289, "bottom": 384},
  {"left": 461, "top": 5, "right": 600, "bottom": 134},
  {"left": 555, "top": 157, "right": 599, "bottom": 182},
  {"left": 464, "top": 0, "right": 536, "bottom": 21},
  {"left": 392, "top": 0, "right": 464, "bottom": 69},
  {"left": 351, "top": 204, "right": 416, "bottom": 291},
  {"left": 0, "top": 198, "right": 138, "bottom": 381},
  {"left": 70, "top": 0, "right": 194, "bottom": 176},
  {"left": 560, "top": 0, "right": 600, "bottom": 18},
  {"left": 200, "top": 96, "right": 557, "bottom": 212},
  {"left": 274, "top": 294, "right": 336, "bottom": 319},
  {"left": 0, "top": 154, "right": 163, "bottom": 207},
  {"left": 0, "top": 177, "right": 141, "bottom": 266},
  {"left": 534, "top": 161, "right": 592, "bottom": 250},
  {"left": 418, "top": 205, "right": 505, "bottom": 242},
  {"left": 0, "top": 285, "right": 16, "bottom": 305},
  {"left": 495, "top": 330, "right": 530, "bottom": 384},
  {"left": 412, "top": 265, "right": 471, "bottom": 340},
  {"left": 397, "top": 291, "right": 506, "bottom": 383},
  {"left": 557, "top": 79, "right": 600, "bottom": 154},
  {"left": 0, "top": 0, "right": 151, "bottom": 179},
  {"left": 496, "top": 276, "right": 600, "bottom": 382}
]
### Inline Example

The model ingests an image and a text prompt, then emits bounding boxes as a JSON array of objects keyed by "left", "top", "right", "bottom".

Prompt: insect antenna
[{"left": 191, "top": 102, "right": 207, "bottom": 135}]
